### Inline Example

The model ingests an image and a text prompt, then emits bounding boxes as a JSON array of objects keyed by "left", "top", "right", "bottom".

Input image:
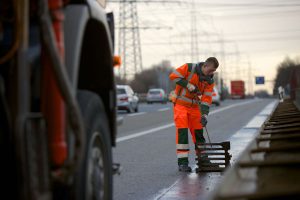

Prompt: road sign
[{"left": 255, "top": 76, "right": 265, "bottom": 85}]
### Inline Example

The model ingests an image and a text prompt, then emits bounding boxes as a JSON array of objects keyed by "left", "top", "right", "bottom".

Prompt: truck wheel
[{"left": 75, "top": 90, "right": 112, "bottom": 200}]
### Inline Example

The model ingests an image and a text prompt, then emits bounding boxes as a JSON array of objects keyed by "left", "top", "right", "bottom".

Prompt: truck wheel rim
[{"left": 87, "top": 132, "right": 105, "bottom": 200}]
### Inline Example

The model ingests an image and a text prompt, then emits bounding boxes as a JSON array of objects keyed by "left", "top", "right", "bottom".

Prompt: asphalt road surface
[{"left": 113, "top": 98, "right": 275, "bottom": 200}]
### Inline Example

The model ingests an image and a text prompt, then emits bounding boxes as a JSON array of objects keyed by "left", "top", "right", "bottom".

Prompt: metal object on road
[{"left": 195, "top": 141, "right": 232, "bottom": 173}]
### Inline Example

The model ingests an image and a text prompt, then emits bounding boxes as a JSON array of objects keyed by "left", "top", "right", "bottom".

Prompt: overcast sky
[{"left": 107, "top": 0, "right": 300, "bottom": 94}]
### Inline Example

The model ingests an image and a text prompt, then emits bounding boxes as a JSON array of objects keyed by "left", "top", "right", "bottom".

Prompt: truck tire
[{"left": 75, "top": 90, "right": 113, "bottom": 200}]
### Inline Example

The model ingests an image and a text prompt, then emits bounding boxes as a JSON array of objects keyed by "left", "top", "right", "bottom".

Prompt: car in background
[
  {"left": 146, "top": 88, "right": 167, "bottom": 104},
  {"left": 117, "top": 85, "right": 139, "bottom": 113},
  {"left": 212, "top": 86, "right": 221, "bottom": 106}
]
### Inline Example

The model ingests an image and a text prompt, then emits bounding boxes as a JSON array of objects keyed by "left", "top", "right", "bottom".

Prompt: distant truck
[{"left": 231, "top": 80, "right": 245, "bottom": 99}]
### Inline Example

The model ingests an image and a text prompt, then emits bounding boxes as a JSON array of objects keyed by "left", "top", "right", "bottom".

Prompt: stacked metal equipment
[{"left": 195, "top": 141, "right": 232, "bottom": 173}]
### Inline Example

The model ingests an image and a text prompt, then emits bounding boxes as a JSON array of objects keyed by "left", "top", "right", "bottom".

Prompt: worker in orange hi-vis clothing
[{"left": 169, "top": 57, "right": 219, "bottom": 172}]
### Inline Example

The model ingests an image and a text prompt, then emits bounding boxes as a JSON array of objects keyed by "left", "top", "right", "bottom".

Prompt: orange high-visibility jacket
[{"left": 169, "top": 63, "right": 214, "bottom": 115}]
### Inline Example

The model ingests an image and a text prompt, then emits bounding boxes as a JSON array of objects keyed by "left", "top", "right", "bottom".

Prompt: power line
[
  {"left": 214, "top": 9, "right": 300, "bottom": 18},
  {"left": 225, "top": 28, "right": 300, "bottom": 37},
  {"left": 231, "top": 35, "right": 300, "bottom": 42},
  {"left": 110, "top": 0, "right": 300, "bottom": 7},
  {"left": 192, "top": 2, "right": 300, "bottom": 8},
  {"left": 141, "top": 35, "right": 300, "bottom": 45},
  {"left": 109, "top": 0, "right": 183, "bottom": 2},
  {"left": 111, "top": 0, "right": 183, "bottom": 79}
]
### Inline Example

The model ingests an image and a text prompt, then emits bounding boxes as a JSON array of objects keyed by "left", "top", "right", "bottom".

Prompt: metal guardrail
[
  {"left": 295, "top": 88, "right": 300, "bottom": 110},
  {"left": 214, "top": 99, "right": 300, "bottom": 200}
]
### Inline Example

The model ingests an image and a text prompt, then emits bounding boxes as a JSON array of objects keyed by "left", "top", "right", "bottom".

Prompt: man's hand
[
  {"left": 201, "top": 114, "right": 208, "bottom": 127},
  {"left": 187, "top": 83, "right": 196, "bottom": 93}
]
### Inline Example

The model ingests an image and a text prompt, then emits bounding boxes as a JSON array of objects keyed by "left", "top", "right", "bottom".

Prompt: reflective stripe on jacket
[{"left": 169, "top": 63, "right": 214, "bottom": 113}]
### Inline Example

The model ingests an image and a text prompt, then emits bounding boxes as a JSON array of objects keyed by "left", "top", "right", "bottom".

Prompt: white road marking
[
  {"left": 245, "top": 100, "right": 277, "bottom": 128},
  {"left": 158, "top": 108, "right": 170, "bottom": 112},
  {"left": 117, "top": 99, "right": 260, "bottom": 143},
  {"left": 245, "top": 116, "right": 268, "bottom": 128},
  {"left": 152, "top": 179, "right": 181, "bottom": 200},
  {"left": 209, "top": 100, "right": 261, "bottom": 115},
  {"left": 127, "top": 112, "right": 146, "bottom": 117},
  {"left": 116, "top": 123, "right": 174, "bottom": 142}
]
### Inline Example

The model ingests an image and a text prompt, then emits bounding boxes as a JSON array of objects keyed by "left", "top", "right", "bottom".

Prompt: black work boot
[{"left": 178, "top": 164, "right": 192, "bottom": 172}]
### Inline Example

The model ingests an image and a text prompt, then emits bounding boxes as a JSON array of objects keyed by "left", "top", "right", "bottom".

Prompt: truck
[
  {"left": 230, "top": 80, "right": 245, "bottom": 99},
  {"left": 0, "top": 0, "right": 119, "bottom": 199}
]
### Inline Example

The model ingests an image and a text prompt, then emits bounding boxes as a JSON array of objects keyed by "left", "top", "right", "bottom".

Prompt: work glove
[
  {"left": 187, "top": 83, "right": 196, "bottom": 93},
  {"left": 201, "top": 114, "right": 208, "bottom": 127}
]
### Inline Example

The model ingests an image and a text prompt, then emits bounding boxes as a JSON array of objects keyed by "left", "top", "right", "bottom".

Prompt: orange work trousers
[{"left": 173, "top": 104, "right": 205, "bottom": 165}]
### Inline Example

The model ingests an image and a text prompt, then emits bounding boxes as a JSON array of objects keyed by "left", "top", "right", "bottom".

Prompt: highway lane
[
  {"left": 113, "top": 99, "right": 274, "bottom": 200},
  {"left": 116, "top": 100, "right": 245, "bottom": 138}
]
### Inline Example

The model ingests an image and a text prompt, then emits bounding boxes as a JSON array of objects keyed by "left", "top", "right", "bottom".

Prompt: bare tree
[
  {"left": 273, "top": 56, "right": 300, "bottom": 95},
  {"left": 115, "top": 76, "right": 128, "bottom": 85},
  {"left": 129, "top": 60, "right": 175, "bottom": 93}
]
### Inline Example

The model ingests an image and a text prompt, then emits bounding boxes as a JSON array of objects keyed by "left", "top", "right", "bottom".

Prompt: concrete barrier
[{"left": 207, "top": 100, "right": 278, "bottom": 200}]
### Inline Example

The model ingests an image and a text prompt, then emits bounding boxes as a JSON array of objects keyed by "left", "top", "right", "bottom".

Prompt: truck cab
[
  {"left": 231, "top": 80, "right": 245, "bottom": 99},
  {"left": 0, "top": 0, "right": 116, "bottom": 199}
]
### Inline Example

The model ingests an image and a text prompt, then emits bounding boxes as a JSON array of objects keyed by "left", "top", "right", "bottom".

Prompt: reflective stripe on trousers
[
  {"left": 176, "top": 128, "right": 189, "bottom": 159},
  {"left": 174, "top": 104, "right": 205, "bottom": 164}
]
